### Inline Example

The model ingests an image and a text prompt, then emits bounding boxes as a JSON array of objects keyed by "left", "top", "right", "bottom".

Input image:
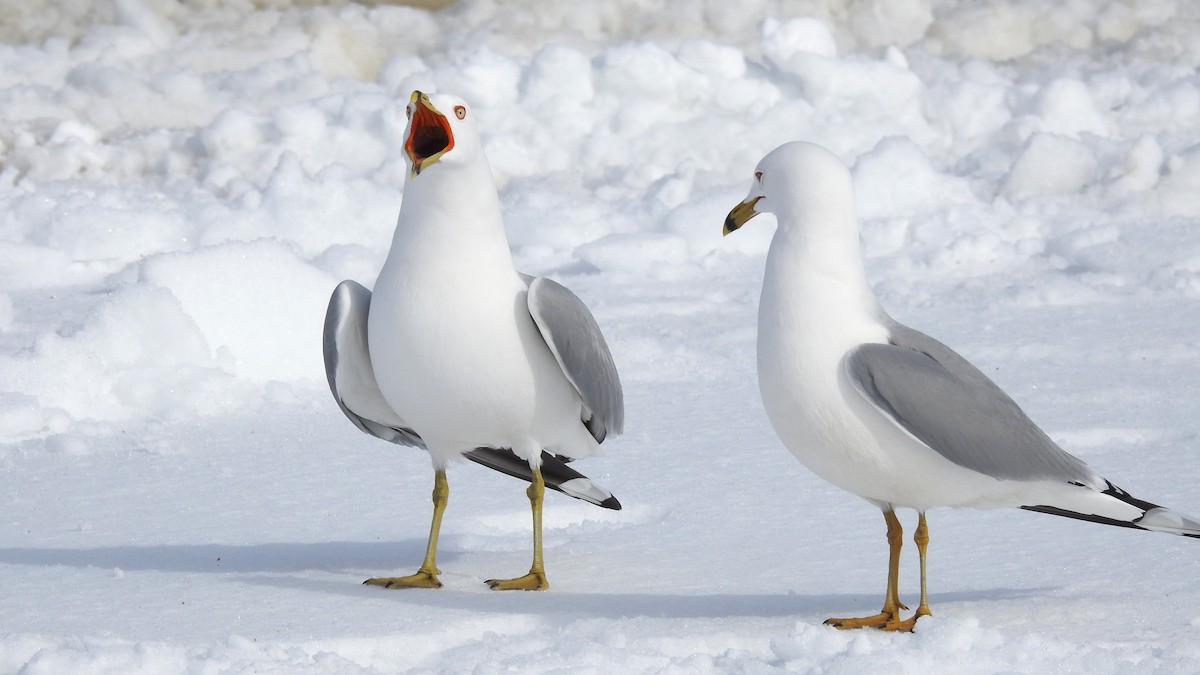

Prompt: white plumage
[
  {"left": 324, "top": 91, "right": 622, "bottom": 591},
  {"left": 725, "top": 141, "right": 1200, "bottom": 631}
]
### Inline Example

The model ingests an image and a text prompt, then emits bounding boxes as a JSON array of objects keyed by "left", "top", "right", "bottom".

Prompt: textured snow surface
[{"left": 2, "top": 0, "right": 1200, "bottom": 672}]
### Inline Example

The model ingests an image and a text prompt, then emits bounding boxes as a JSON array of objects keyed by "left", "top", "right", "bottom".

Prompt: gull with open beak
[
  {"left": 725, "top": 141, "right": 1200, "bottom": 630},
  {"left": 324, "top": 91, "right": 624, "bottom": 591}
]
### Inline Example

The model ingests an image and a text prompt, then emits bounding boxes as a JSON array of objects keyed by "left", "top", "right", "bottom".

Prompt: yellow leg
[
  {"left": 826, "top": 509, "right": 906, "bottom": 629},
  {"left": 485, "top": 467, "right": 550, "bottom": 591},
  {"left": 364, "top": 469, "right": 448, "bottom": 589},
  {"left": 885, "top": 512, "right": 933, "bottom": 632}
]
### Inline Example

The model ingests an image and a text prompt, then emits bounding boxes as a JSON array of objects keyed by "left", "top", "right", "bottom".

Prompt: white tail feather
[{"left": 1136, "top": 507, "right": 1200, "bottom": 537}]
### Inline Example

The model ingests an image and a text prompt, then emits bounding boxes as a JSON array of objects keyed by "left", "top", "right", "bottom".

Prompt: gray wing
[
  {"left": 526, "top": 276, "right": 624, "bottom": 444},
  {"left": 323, "top": 280, "right": 424, "bottom": 447},
  {"left": 844, "top": 321, "right": 1098, "bottom": 484},
  {"left": 324, "top": 280, "right": 622, "bottom": 509}
]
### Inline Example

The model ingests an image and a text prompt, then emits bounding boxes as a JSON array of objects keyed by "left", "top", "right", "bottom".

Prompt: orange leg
[
  {"left": 884, "top": 512, "right": 932, "bottom": 632},
  {"left": 825, "top": 509, "right": 907, "bottom": 629}
]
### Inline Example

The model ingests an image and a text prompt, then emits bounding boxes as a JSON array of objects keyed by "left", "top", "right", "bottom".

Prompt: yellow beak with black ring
[{"left": 723, "top": 196, "right": 763, "bottom": 236}]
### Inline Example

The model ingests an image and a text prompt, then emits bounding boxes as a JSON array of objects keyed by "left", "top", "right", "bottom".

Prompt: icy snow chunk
[
  {"left": 1032, "top": 78, "right": 1112, "bottom": 139},
  {"left": 112, "top": 0, "right": 176, "bottom": 48},
  {"left": 198, "top": 152, "right": 400, "bottom": 260},
  {"left": 522, "top": 45, "right": 594, "bottom": 108},
  {"left": 0, "top": 285, "right": 224, "bottom": 425},
  {"left": 377, "top": 55, "right": 430, "bottom": 93},
  {"left": 307, "top": 8, "right": 392, "bottom": 80},
  {"left": 926, "top": 77, "right": 1010, "bottom": 148},
  {"left": 0, "top": 244, "right": 81, "bottom": 291},
  {"left": 270, "top": 104, "right": 327, "bottom": 145},
  {"left": 596, "top": 42, "right": 705, "bottom": 103},
  {"left": 1096, "top": 2, "right": 1139, "bottom": 42},
  {"left": 934, "top": 1, "right": 1106, "bottom": 61},
  {"left": 1159, "top": 145, "right": 1200, "bottom": 217},
  {"left": 762, "top": 33, "right": 922, "bottom": 123},
  {"left": 197, "top": 108, "right": 264, "bottom": 160},
  {"left": 853, "top": 136, "right": 973, "bottom": 220},
  {"left": 48, "top": 119, "right": 100, "bottom": 145},
  {"left": 71, "top": 286, "right": 211, "bottom": 370},
  {"left": 312, "top": 244, "right": 385, "bottom": 289},
  {"left": 848, "top": 0, "right": 934, "bottom": 48},
  {"left": 677, "top": 39, "right": 746, "bottom": 80},
  {"left": 432, "top": 47, "right": 522, "bottom": 108},
  {"left": 1107, "top": 135, "right": 1162, "bottom": 197},
  {"left": 0, "top": 392, "right": 51, "bottom": 442},
  {"left": 139, "top": 239, "right": 337, "bottom": 383},
  {"left": 931, "top": 2, "right": 1038, "bottom": 61},
  {"left": 1004, "top": 133, "right": 1098, "bottom": 198},
  {"left": 761, "top": 17, "right": 837, "bottom": 62}
]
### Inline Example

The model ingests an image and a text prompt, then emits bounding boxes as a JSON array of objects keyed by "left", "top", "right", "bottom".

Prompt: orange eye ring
[
  {"left": 755, "top": 171, "right": 763, "bottom": 182},
  {"left": 454, "top": 105, "right": 466, "bottom": 120}
]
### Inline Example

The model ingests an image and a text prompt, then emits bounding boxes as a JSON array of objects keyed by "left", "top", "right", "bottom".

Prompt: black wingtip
[
  {"left": 1020, "top": 504, "right": 1145, "bottom": 531},
  {"left": 599, "top": 495, "right": 622, "bottom": 511}
]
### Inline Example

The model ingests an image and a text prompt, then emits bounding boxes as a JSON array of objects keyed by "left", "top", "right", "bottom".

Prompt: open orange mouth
[{"left": 405, "top": 91, "right": 454, "bottom": 175}]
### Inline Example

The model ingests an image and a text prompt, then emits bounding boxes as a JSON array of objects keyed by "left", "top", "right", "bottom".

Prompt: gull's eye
[
  {"left": 406, "top": 105, "right": 412, "bottom": 120},
  {"left": 755, "top": 171, "right": 763, "bottom": 182},
  {"left": 454, "top": 105, "right": 467, "bottom": 120}
]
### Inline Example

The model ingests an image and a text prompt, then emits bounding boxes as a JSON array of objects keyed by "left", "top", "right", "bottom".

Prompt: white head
[
  {"left": 403, "top": 91, "right": 483, "bottom": 176},
  {"left": 723, "top": 141, "right": 857, "bottom": 239}
]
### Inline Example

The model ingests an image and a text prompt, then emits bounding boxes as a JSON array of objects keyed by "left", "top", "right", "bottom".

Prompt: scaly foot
[
  {"left": 882, "top": 608, "right": 931, "bottom": 633},
  {"left": 484, "top": 571, "right": 548, "bottom": 591},
  {"left": 824, "top": 610, "right": 899, "bottom": 630},
  {"left": 363, "top": 569, "right": 443, "bottom": 589},
  {"left": 826, "top": 606, "right": 929, "bottom": 632}
]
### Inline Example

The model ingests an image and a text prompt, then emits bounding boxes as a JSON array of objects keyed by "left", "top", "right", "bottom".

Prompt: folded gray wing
[
  {"left": 326, "top": 280, "right": 622, "bottom": 508},
  {"left": 323, "top": 280, "right": 424, "bottom": 448},
  {"left": 845, "top": 322, "right": 1097, "bottom": 483},
  {"left": 526, "top": 276, "right": 624, "bottom": 444}
]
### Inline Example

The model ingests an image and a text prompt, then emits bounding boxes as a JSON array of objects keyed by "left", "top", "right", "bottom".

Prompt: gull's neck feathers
[
  {"left": 759, "top": 145, "right": 883, "bottom": 325},
  {"left": 396, "top": 150, "right": 504, "bottom": 235},
  {"left": 388, "top": 147, "right": 516, "bottom": 278}
]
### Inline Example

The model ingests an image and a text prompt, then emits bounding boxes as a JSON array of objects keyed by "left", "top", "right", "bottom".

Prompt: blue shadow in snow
[
  {"left": 0, "top": 539, "right": 447, "bottom": 574},
  {"left": 0, "top": 541, "right": 1052, "bottom": 620}
]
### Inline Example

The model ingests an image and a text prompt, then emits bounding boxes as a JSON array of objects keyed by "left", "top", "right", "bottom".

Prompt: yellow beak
[{"left": 723, "top": 197, "right": 762, "bottom": 236}]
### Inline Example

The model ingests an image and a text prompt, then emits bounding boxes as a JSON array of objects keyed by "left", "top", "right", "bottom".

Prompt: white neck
[
  {"left": 388, "top": 155, "right": 514, "bottom": 271},
  {"left": 761, "top": 211, "right": 882, "bottom": 325}
]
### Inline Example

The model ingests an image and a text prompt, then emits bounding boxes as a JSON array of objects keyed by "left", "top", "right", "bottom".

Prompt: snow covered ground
[{"left": 2, "top": 0, "right": 1200, "bottom": 671}]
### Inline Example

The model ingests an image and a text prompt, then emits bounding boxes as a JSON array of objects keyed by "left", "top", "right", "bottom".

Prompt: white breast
[
  {"left": 367, "top": 226, "right": 587, "bottom": 465},
  {"left": 755, "top": 230, "right": 1016, "bottom": 510}
]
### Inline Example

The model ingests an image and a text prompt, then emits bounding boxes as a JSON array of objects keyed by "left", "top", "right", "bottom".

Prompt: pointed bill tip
[{"left": 724, "top": 196, "right": 762, "bottom": 236}]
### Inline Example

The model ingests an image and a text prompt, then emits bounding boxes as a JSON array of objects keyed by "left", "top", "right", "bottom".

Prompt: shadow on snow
[{"left": 0, "top": 540, "right": 1048, "bottom": 620}]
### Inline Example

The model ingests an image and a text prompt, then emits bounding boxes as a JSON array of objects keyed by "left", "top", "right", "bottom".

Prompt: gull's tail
[
  {"left": 1022, "top": 479, "right": 1200, "bottom": 539},
  {"left": 464, "top": 447, "right": 622, "bottom": 510}
]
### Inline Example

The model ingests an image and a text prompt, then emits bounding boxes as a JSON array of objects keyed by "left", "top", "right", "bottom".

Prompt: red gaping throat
[{"left": 405, "top": 91, "right": 455, "bottom": 176}]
